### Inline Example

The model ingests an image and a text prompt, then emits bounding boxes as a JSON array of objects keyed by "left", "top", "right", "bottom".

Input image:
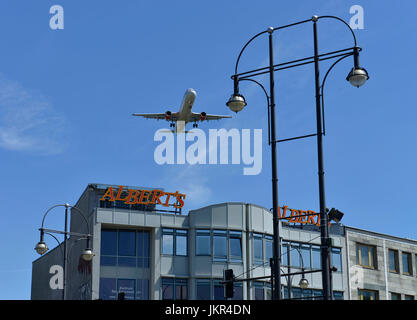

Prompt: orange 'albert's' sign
[
  {"left": 279, "top": 205, "right": 330, "bottom": 227},
  {"left": 100, "top": 186, "right": 186, "bottom": 209}
]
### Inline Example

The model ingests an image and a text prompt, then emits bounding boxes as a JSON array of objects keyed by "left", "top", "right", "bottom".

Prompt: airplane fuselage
[{"left": 177, "top": 88, "right": 197, "bottom": 123}]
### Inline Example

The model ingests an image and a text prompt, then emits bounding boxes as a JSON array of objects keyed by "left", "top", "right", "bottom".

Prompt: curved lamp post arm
[
  {"left": 41, "top": 204, "right": 91, "bottom": 236},
  {"left": 319, "top": 51, "right": 357, "bottom": 136},
  {"left": 237, "top": 78, "right": 272, "bottom": 145},
  {"left": 45, "top": 232, "right": 63, "bottom": 257},
  {"left": 317, "top": 15, "right": 357, "bottom": 47}
]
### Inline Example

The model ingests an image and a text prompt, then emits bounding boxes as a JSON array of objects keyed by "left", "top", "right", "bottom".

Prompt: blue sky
[{"left": 0, "top": 0, "right": 416, "bottom": 299}]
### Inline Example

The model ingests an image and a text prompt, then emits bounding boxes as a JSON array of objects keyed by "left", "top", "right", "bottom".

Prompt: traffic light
[{"left": 224, "top": 269, "right": 234, "bottom": 299}]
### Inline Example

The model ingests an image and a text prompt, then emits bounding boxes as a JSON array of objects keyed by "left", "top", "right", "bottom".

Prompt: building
[{"left": 31, "top": 183, "right": 417, "bottom": 300}]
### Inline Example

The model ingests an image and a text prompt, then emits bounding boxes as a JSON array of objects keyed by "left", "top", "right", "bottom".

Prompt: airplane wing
[
  {"left": 132, "top": 112, "right": 179, "bottom": 121},
  {"left": 190, "top": 112, "right": 232, "bottom": 122}
]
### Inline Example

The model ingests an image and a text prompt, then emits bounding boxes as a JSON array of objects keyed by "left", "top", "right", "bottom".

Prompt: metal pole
[
  {"left": 313, "top": 20, "right": 331, "bottom": 300},
  {"left": 63, "top": 203, "right": 69, "bottom": 300},
  {"left": 268, "top": 27, "right": 281, "bottom": 300}
]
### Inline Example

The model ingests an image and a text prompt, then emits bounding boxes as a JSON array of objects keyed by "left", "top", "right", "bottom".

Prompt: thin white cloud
[{"left": 0, "top": 75, "right": 67, "bottom": 155}]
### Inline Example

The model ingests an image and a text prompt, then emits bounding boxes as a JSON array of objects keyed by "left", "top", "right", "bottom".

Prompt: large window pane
[
  {"left": 213, "top": 231, "right": 227, "bottom": 261},
  {"left": 312, "top": 245, "right": 321, "bottom": 269},
  {"left": 196, "top": 280, "right": 211, "bottom": 300},
  {"left": 331, "top": 247, "right": 342, "bottom": 272},
  {"left": 254, "top": 282, "right": 264, "bottom": 300},
  {"left": 282, "top": 242, "right": 289, "bottom": 266},
  {"left": 389, "top": 249, "right": 399, "bottom": 273},
  {"left": 136, "top": 279, "right": 149, "bottom": 300},
  {"left": 162, "top": 233, "right": 174, "bottom": 255},
  {"left": 291, "top": 244, "right": 301, "bottom": 268},
  {"left": 402, "top": 252, "right": 412, "bottom": 275},
  {"left": 175, "top": 279, "right": 188, "bottom": 300},
  {"left": 196, "top": 230, "right": 210, "bottom": 255},
  {"left": 292, "top": 287, "right": 302, "bottom": 299},
  {"left": 118, "top": 230, "right": 136, "bottom": 256},
  {"left": 231, "top": 283, "right": 243, "bottom": 300},
  {"left": 117, "top": 279, "right": 135, "bottom": 300},
  {"left": 176, "top": 234, "right": 188, "bottom": 256},
  {"left": 230, "top": 237, "right": 242, "bottom": 261},
  {"left": 138, "top": 231, "right": 150, "bottom": 268},
  {"left": 101, "top": 229, "right": 117, "bottom": 256},
  {"left": 254, "top": 234, "right": 263, "bottom": 265},
  {"left": 162, "top": 278, "right": 174, "bottom": 300},
  {"left": 265, "top": 236, "right": 273, "bottom": 264},
  {"left": 99, "top": 278, "right": 117, "bottom": 300},
  {"left": 301, "top": 245, "right": 311, "bottom": 269},
  {"left": 214, "top": 281, "right": 225, "bottom": 300}
]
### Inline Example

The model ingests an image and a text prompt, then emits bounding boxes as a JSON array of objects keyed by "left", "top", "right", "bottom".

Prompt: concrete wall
[{"left": 346, "top": 228, "right": 417, "bottom": 300}]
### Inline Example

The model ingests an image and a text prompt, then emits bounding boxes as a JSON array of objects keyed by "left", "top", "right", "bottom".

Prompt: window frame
[
  {"left": 161, "top": 228, "right": 188, "bottom": 257},
  {"left": 358, "top": 289, "right": 378, "bottom": 300},
  {"left": 388, "top": 249, "right": 399, "bottom": 273},
  {"left": 402, "top": 252, "right": 412, "bottom": 276},
  {"left": 356, "top": 243, "right": 377, "bottom": 269}
]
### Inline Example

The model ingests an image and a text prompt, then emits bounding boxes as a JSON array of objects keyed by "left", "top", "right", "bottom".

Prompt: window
[
  {"left": 291, "top": 287, "right": 302, "bottom": 299},
  {"left": 136, "top": 279, "right": 149, "bottom": 300},
  {"left": 176, "top": 230, "right": 188, "bottom": 256},
  {"left": 162, "top": 278, "right": 188, "bottom": 300},
  {"left": 333, "top": 291, "right": 344, "bottom": 300},
  {"left": 402, "top": 252, "right": 412, "bottom": 275},
  {"left": 301, "top": 245, "right": 311, "bottom": 269},
  {"left": 117, "top": 279, "right": 136, "bottom": 300},
  {"left": 281, "top": 242, "right": 289, "bottom": 266},
  {"left": 313, "top": 289, "right": 323, "bottom": 300},
  {"left": 214, "top": 280, "right": 226, "bottom": 300},
  {"left": 331, "top": 247, "right": 342, "bottom": 272},
  {"left": 391, "top": 292, "right": 401, "bottom": 300},
  {"left": 405, "top": 295, "right": 414, "bottom": 300},
  {"left": 100, "top": 229, "right": 150, "bottom": 268},
  {"left": 253, "top": 282, "right": 265, "bottom": 300},
  {"left": 101, "top": 229, "right": 117, "bottom": 266},
  {"left": 118, "top": 230, "right": 136, "bottom": 267},
  {"left": 196, "top": 230, "right": 211, "bottom": 255},
  {"left": 290, "top": 244, "right": 301, "bottom": 268},
  {"left": 357, "top": 244, "right": 377, "bottom": 269},
  {"left": 312, "top": 245, "right": 321, "bottom": 269},
  {"left": 388, "top": 249, "right": 399, "bottom": 273},
  {"left": 162, "top": 229, "right": 174, "bottom": 255},
  {"left": 253, "top": 234, "right": 263, "bottom": 265},
  {"left": 265, "top": 235, "right": 273, "bottom": 264},
  {"left": 196, "top": 279, "right": 211, "bottom": 300},
  {"left": 137, "top": 231, "right": 150, "bottom": 268},
  {"left": 162, "top": 229, "right": 188, "bottom": 256},
  {"left": 358, "top": 289, "right": 378, "bottom": 300},
  {"left": 231, "top": 282, "right": 243, "bottom": 300},
  {"left": 175, "top": 279, "right": 188, "bottom": 300},
  {"left": 99, "top": 278, "right": 117, "bottom": 300},
  {"left": 162, "top": 278, "right": 174, "bottom": 300},
  {"left": 229, "top": 231, "right": 242, "bottom": 262},
  {"left": 213, "top": 230, "right": 227, "bottom": 261}
]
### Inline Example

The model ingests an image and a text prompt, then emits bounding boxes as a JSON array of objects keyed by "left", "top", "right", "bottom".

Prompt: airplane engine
[
  {"left": 200, "top": 112, "right": 207, "bottom": 121},
  {"left": 165, "top": 111, "right": 172, "bottom": 120}
]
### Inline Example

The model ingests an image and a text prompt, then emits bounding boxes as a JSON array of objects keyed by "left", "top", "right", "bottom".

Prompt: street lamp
[
  {"left": 227, "top": 15, "right": 367, "bottom": 300},
  {"left": 35, "top": 203, "right": 93, "bottom": 299}
]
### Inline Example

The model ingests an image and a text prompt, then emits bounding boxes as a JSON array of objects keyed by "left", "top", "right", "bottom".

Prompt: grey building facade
[{"left": 31, "top": 183, "right": 416, "bottom": 300}]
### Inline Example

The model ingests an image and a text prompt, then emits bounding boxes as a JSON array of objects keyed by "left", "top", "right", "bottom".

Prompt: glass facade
[
  {"left": 101, "top": 229, "right": 150, "bottom": 268},
  {"left": 162, "top": 278, "right": 188, "bottom": 300},
  {"left": 162, "top": 228, "right": 188, "bottom": 256},
  {"left": 99, "top": 278, "right": 149, "bottom": 300}
]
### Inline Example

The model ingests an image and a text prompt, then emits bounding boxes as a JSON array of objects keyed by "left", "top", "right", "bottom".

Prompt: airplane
[{"left": 132, "top": 88, "right": 232, "bottom": 133}]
